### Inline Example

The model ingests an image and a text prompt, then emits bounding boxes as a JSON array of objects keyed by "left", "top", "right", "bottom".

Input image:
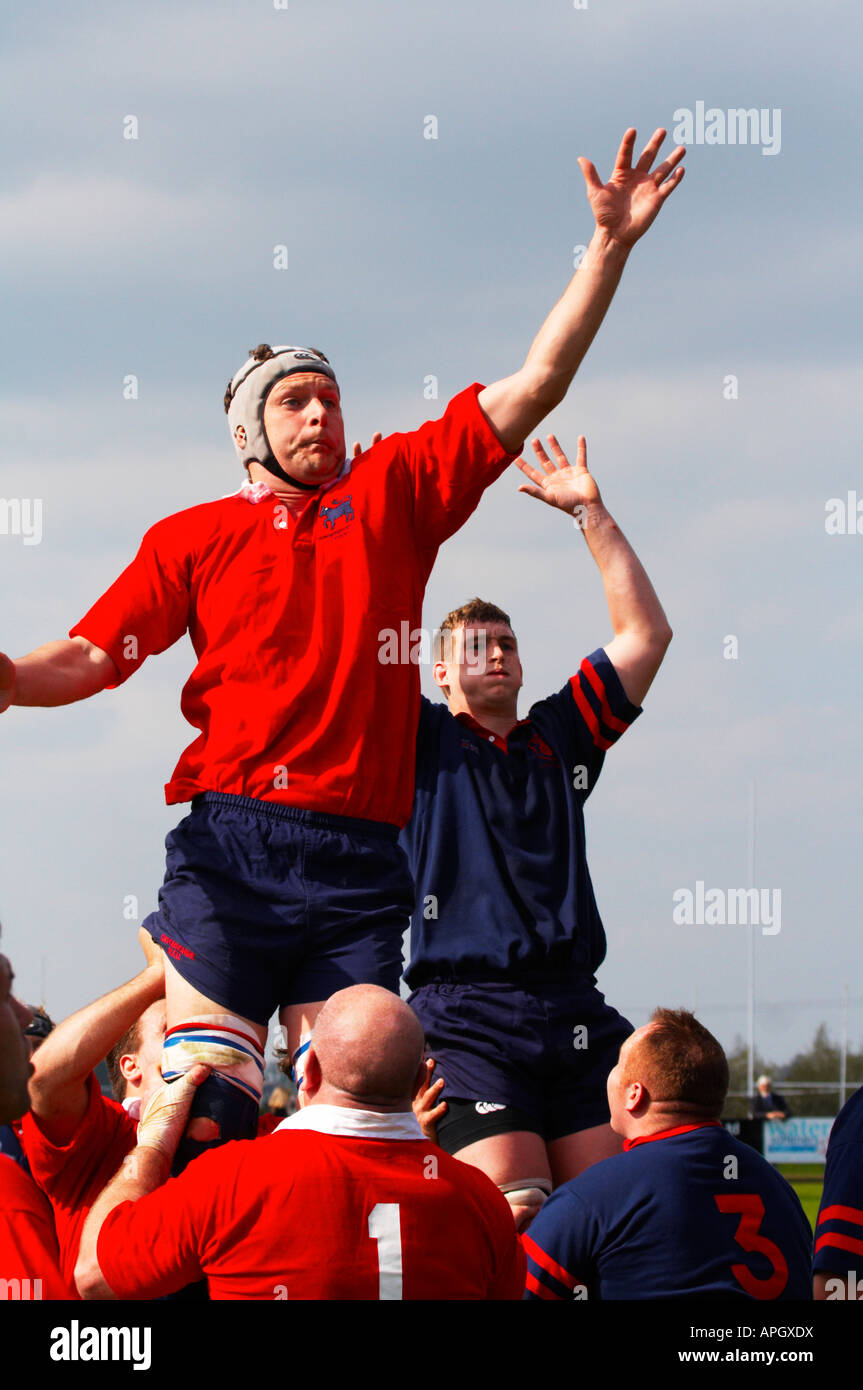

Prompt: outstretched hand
[
  {"left": 579, "top": 127, "right": 685, "bottom": 249},
  {"left": 516, "top": 434, "right": 601, "bottom": 516}
]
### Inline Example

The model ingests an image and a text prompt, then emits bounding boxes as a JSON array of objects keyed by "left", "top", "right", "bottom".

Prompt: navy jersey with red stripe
[
  {"left": 523, "top": 1123, "right": 812, "bottom": 1301},
  {"left": 401, "top": 649, "right": 641, "bottom": 987},
  {"left": 813, "top": 1085, "right": 863, "bottom": 1278}
]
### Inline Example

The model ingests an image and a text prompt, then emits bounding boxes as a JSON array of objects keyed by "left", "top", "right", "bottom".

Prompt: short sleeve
[
  {"left": 522, "top": 1186, "right": 597, "bottom": 1301},
  {"left": 395, "top": 384, "right": 519, "bottom": 552},
  {"left": 69, "top": 514, "right": 193, "bottom": 687},
  {"left": 97, "top": 1163, "right": 212, "bottom": 1299},
  {"left": 22, "top": 1074, "right": 135, "bottom": 1211},
  {"left": 529, "top": 648, "right": 642, "bottom": 799}
]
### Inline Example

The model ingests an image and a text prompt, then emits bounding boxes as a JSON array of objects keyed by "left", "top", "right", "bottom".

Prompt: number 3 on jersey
[
  {"left": 714, "top": 1193, "right": 789, "bottom": 1298},
  {"left": 368, "top": 1203, "right": 403, "bottom": 1300}
]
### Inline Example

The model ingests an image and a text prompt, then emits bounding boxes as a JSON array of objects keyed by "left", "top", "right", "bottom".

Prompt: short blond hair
[{"left": 435, "top": 598, "right": 513, "bottom": 662}]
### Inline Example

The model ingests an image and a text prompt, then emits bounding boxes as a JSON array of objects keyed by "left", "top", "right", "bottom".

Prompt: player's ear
[
  {"left": 432, "top": 661, "right": 450, "bottom": 693},
  {"left": 626, "top": 1080, "right": 645, "bottom": 1114},
  {"left": 119, "top": 1052, "right": 142, "bottom": 1087},
  {"left": 302, "top": 1046, "right": 322, "bottom": 1100}
]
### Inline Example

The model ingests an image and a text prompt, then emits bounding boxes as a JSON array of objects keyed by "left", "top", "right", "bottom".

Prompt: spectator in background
[{"left": 751, "top": 1075, "right": 791, "bottom": 1121}]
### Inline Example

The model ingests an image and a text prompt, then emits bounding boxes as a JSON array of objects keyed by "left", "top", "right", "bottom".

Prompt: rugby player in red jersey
[
  {"left": 75, "top": 986, "right": 525, "bottom": 1301},
  {"left": 0, "top": 129, "right": 685, "bottom": 1162}
]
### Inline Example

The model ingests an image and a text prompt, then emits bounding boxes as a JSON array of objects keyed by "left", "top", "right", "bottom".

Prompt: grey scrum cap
[{"left": 226, "top": 345, "right": 340, "bottom": 487}]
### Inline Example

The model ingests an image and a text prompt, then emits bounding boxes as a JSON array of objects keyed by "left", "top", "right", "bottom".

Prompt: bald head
[{"left": 308, "top": 986, "right": 425, "bottom": 1109}]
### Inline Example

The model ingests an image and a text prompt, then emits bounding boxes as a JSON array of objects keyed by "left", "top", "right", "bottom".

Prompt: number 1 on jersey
[{"left": 368, "top": 1203, "right": 403, "bottom": 1300}]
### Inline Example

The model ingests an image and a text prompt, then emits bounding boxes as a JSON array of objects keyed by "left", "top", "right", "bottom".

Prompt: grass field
[{"left": 777, "top": 1164, "right": 823, "bottom": 1232}]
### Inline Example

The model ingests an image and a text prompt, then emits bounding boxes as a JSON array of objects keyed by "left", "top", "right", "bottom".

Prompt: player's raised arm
[
  {"left": 516, "top": 434, "right": 672, "bottom": 706},
  {"left": 28, "top": 929, "right": 165, "bottom": 1139},
  {"left": 478, "top": 128, "right": 685, "bottom": 452},
  {"left": 0, "top": 637, "right": 117, "bottom": 713}
]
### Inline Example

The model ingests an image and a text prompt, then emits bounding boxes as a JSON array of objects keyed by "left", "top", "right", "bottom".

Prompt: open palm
[
  {"left": 579, "top": 128, "right": 685, "bottom": 248},
  {"left": 516, "top": 435, "right": 601, "bottom": 514}
]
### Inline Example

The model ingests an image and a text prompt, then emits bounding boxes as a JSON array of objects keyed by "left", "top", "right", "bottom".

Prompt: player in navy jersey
[
  {"left": 813, "top": 1084, "right": 863, "bottom": 1299},
  {"left": 401, "top": 434, "right": 672, "bottom": 1229},
  {"left": 523, "top": 1010, "right": 812, "bottom": 1300}
]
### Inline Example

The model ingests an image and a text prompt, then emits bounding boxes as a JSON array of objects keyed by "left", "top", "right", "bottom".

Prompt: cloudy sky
[{"left": 1, "top": 0, "right": 860, "bottom": 1080}]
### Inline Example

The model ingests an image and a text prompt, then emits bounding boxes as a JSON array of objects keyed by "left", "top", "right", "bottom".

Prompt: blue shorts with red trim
[
  {"left": 143, "top": 793, "right": 411, "bottom": 1024},
  {"left": 408, "top": 975, "right": 632, "bottom": 1143}
]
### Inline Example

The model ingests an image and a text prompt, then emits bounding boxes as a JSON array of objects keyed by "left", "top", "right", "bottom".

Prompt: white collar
[
  {"left": 229, "top": 479, "right": 274, "bottom": 504},
  {"left": 274, "top": 1104, "right": 423, "bottom": 1141}
]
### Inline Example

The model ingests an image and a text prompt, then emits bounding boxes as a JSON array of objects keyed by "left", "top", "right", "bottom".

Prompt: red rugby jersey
[
  {"left": 21, "top": 1074, "right": 136, "bottom": 1292},
  {"left": 0, "top": 1154, "right": 76, "bottom": 1299},
  {"left": 97, "top": 1106, "right": 526, "bottom": 1300},
  {"left": 70, "top": 386, "right": 516, "bottom": 826}
]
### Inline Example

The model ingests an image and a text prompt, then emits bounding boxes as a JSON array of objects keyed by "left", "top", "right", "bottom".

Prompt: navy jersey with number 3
[{"left": 523, "top": 1123, "right": 812, "bottom": 1300}]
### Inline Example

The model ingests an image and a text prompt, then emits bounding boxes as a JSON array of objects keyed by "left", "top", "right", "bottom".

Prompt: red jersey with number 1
[
  {"left": 70, "top": 386, "right": 517, "bottom": 826},
  {"left": 96, "top": 1107, "right": 525, "bottom": 1300}
]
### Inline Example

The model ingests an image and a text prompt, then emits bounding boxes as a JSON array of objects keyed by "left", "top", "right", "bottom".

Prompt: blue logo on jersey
[{"left": 319, "top": 495, "right": 354, "bottom": 533}]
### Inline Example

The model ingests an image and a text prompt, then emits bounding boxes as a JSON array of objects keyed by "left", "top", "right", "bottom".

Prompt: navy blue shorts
[
  {"left": 408, "top": 976, "right": 632, "bottom": 1144},
  {"left": 144, "top": 793, "right": 411, "bottom": 1025}
]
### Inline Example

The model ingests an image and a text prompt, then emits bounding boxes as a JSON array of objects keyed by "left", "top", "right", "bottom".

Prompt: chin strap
[{"left": 259, "top": 462, "right": 324, "bottom": 492}]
